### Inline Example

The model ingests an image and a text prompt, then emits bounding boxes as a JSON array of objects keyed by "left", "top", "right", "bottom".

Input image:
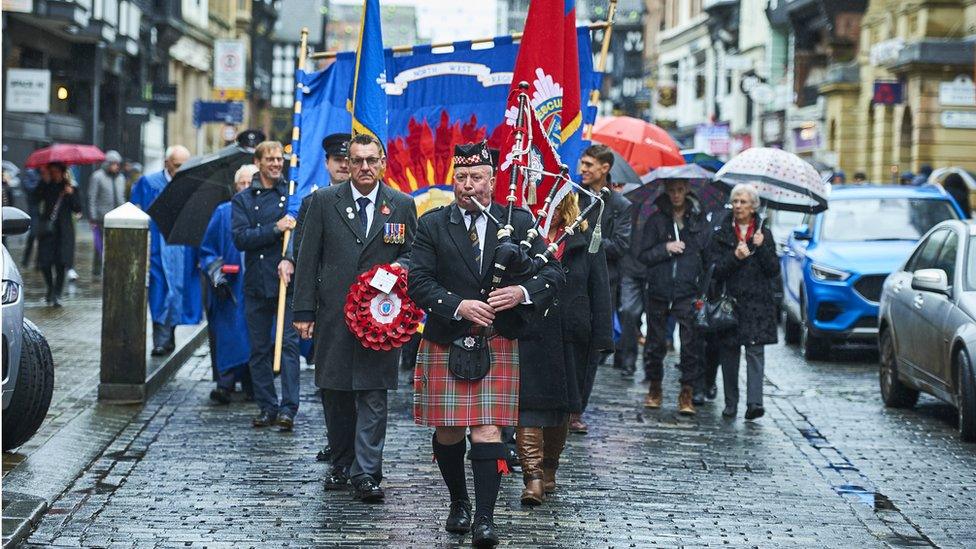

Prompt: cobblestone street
[{"left": 16, "top": 335, "right": 976, "bottom": 547}]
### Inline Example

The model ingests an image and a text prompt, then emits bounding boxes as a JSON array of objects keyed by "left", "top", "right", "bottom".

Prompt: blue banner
[{"left": 294, "top": 28, "right": 595, "bottom": 216}]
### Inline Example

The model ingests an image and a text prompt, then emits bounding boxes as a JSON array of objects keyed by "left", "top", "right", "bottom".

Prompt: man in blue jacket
[
  {"left": 130, "top": 145, "right": 203, "bottom": 356},
  {"left": 231, "top": 141, "right": 301, "bottom": 430}
]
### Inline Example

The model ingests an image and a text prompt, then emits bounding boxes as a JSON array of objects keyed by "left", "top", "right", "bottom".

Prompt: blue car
[{"left": 781, "top": 184, "right": 963, "bottom": 360}]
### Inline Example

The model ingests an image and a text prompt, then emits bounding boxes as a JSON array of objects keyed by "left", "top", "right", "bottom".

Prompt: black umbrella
[
  {"left": 147, "top": 144, "right": 254, "bottom": 246},
  {"left": 609, "top": 149, "right": 640, "bottom": 186}
]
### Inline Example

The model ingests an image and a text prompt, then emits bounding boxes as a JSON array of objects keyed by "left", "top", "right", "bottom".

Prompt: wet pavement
[{"left": 13, "top": 331, "right": 976, "bottom": 547}]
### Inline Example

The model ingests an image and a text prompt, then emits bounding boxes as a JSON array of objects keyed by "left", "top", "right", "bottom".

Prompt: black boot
[
  {"left": 469, "top": 442, "right": 506, "bottom": 547},
  {"left": 433, "top": 434, "right": 470, "bottom": 533}
]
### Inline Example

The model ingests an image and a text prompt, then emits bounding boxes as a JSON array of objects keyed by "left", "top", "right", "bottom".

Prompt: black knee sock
[
  {"left": 433, "top": 433, "right": 468, "bottom": 503},
  {"left": 469, "top": 442, "right": 507, "bottom": 522}
]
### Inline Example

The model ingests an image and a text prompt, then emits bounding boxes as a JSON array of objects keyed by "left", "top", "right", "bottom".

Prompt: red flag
[{"left": 494, "top": 0, "right": 582, "bottom": 212}]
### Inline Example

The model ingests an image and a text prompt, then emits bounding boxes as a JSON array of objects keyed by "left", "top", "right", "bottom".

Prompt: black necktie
[
  {"left": 356, "top": 196, "right": 370, "bottom": 233},
  {"left": 466, "top": 210, "right": 481, "bottom": 272}
]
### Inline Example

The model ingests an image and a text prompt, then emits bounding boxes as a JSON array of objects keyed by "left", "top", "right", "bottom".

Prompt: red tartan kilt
[{"left": 413, "top": 335, "right": 520, "bottom": 427}]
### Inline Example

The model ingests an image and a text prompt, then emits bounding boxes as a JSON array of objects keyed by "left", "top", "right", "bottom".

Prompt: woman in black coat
[
  {"left": 707, "top": 184, "right": 779, "bottom": 420},
  {"left": 516, "top": 192, "right": 613, "bottom": 505},
  {"left": 32, "top": 162, "right": 82, "bottom": 306}
]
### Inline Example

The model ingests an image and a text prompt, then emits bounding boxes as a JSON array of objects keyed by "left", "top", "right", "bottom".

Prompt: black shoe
[
  {"left": 505, "top": 447, "right": 521, "bottom": 473},
  {"left": 316, "top": 446, "right": 332, "bottom": 462},
  {"left": 470, "top": 515, "right": 499, "bottom": 547},
  {"left": 324, "top": 467, "right": 349, "bottom": 490},
  {"left": 722, "top": 405, "right": 736, "bottom": 418},
  {"left": 445, "top": 499, "right": 472, "bottom": 534},
  {"left": 209, "top": 387, "right": 231, "bottom": 405},
  {"left": 354, "top": 477, "right": 385, "bottom": 503},
  {"left": 252, "top": 410, "right": 277, "bottom": 427},
  {"left": 692, "top": 391, "right": 706, "bottom": 406},
  {"left": 277, "top": 413, "right": 295, "bottom": 431},
  {"left": 745, "top": 405, "right": 765, "bottom": 420},
  {"left": 706, "top": 384, "right": 718, "bottom": 401},
  {"left": 51, "top": 297, "right": 63, "bottom": 308}
]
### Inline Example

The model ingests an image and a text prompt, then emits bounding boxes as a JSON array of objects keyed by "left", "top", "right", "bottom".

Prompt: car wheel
[
  {"left": 800, "top": 295, "right": 830, "bottom": 361},
  {"left": 783, "top": 309, "right": 801, "bottom": 344},
  {"left": 2, "top": 319, "right": 55, "bottom": 452},
  {"left": 957, "top": 349, "right": 976, "bottom": 442},
  {"left": 879, "top": 328, "right": 919, "bottom": 409}
]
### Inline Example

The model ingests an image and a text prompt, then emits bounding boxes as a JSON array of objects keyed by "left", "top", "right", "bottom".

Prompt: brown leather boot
[
  {"left": 678, "top": 384, "right": 696, "bottom": 415},
  {"left": 516, "top": 427, "right": 545, "bottom": 505},
  {"left": 542, "top": 420, "right": 569, "bottom": 493},
  {"left": 644, "top": 380, "right": 663, "bottom": 409}
]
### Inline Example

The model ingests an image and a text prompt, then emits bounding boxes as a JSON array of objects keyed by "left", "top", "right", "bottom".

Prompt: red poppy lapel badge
[{"left": 380, "top": 203, "right": 391, "bottom": 215}]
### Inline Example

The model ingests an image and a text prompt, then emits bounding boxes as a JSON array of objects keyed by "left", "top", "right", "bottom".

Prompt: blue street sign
[{"left": 193, "top": 100, "right": 244, "bottom": 127}]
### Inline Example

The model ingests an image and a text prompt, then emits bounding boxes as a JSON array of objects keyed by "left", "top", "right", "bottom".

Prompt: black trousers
[
  {"left": 643, "top": 296, "right": 701, "bottom": 386},
  {"left": 322, "top": 388, "right": 388, "bottom": 483},
  {"left": 613, "top": 275, "right": 645, "bottom": 372}
]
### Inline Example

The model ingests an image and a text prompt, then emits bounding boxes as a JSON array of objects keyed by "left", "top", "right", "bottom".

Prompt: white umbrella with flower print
[{"left": 714, "top": 147, "right": 829, "bottom": 213}]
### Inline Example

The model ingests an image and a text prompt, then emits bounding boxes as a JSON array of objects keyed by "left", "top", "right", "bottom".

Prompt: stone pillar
[{"left": 98, "top": 202, "right": 150, "bottom": 402}]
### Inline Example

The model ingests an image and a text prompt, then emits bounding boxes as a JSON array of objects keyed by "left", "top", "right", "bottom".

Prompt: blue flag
[{"left": 351, "top": 0, "right": 387, "bottom": 144}]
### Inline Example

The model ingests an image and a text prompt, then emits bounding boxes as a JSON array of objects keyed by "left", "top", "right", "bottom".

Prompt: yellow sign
[{"left": 213, "top": 88, "right": 246, "bottom": 101}]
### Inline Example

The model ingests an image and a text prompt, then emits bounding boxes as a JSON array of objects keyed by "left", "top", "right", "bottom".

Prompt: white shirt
[
  {"left": 351, "top": 183, "right": 380, "bottom": 234},
  {"left": 461, "top": 205, "right": 488, "bottom": 271}
]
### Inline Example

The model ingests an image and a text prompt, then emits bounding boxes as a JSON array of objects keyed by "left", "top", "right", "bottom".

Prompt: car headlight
[
  {"left": 2, "top": 280, "right": 21, "bottom": 305},
  {"left": 810, "top": 263, "right": 851, "bottom": 282}
]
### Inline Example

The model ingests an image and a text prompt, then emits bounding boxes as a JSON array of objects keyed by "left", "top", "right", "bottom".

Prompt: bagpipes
[{"left": 480, "top": 81, "right": 607, "bottom": 289}]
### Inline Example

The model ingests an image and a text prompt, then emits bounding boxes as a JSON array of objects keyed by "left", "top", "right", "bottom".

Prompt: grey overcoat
[{"left": 293, "top": 181, "right": 417, "bottom": 391}]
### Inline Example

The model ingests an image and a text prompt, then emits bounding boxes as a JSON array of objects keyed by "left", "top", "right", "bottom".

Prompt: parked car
[
  {"left": 782, "top": 185, "right": 963, "bottom": 360},
  {"left": 2, "top": 206, "right": 54, "bottom": 451},
  {"left": 878, "top": 219, "right": 976, "bottom": 441}
]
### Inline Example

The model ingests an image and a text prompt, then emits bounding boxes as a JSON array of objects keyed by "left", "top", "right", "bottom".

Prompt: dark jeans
[
  {"left": 216, "top": 364, "right": 252, "bottom": 395},
  {"left": 697, "top": 332, "right": 721, "bottom": 394},
  {"left": 643, "top": 296, "right": 701, "bottom": 386},
  {"left": 152, "top": 322, "right": 176, "bottom": 350},
  {"left": 244, "top": 294, "right": 300, "bottom": 416},
  {"left": 613, "top": 275, "right": 645, "bottom": 372},
  {"left": 41, "top": 264, "right": 66, "bottom": 300}
]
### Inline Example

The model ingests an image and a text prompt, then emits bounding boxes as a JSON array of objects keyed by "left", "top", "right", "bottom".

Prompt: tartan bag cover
[{"left": 413, "top": 331, "right": 520, "bottom": 427}]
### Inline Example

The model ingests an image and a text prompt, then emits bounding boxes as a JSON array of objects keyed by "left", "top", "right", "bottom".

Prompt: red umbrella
[
  {"left": 592, "top": 116, "right": 684, "bottom": 175},
  {"left": 25, "top": 144, "right": 106, "bottom": 168}
]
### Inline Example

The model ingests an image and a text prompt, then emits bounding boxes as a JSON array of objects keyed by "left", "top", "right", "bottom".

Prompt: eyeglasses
[
  {"left": 453, "top": 172, "right": 487, "bottom": 184},
  {"left": 349, "top": 156, "right": 384, "bottom": 168}
]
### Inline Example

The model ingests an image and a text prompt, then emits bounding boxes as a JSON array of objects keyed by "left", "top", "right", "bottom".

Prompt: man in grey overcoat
[{"left": 292, "top": 134, "right": 417, "bottom": 503}]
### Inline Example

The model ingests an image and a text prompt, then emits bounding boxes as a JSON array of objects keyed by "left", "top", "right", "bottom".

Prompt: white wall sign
[
  {"left": 869, "top": 38, "right": 904, "bottom": 67},
  {"left": 939, "top": 76, "right": 976, "bottom": 107},
  {"left": 2, "top": 0, "right": 33, "bottom": 13},
  {"left": 214, "top": 39, "right": 246, "bottom": 90},
  {"left": 5, "top": 68, "right": 51, "bottom": 113},
  {"left": 941, "top": 110, "right": 976, "bottom": 129}
]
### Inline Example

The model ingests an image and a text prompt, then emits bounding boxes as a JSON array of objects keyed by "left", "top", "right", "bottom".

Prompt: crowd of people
[{"left": 154, "top": 131, "right": 783, "bottom": 547}]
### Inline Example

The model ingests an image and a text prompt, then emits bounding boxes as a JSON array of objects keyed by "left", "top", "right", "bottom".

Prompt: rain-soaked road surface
[{"left": 16, "top": 333, "right": 976, "bottom": 547}]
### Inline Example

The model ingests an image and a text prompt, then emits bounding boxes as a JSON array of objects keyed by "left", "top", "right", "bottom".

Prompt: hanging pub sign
[{"left": 872, "top": 80, "right": 903, "bottom": 105}]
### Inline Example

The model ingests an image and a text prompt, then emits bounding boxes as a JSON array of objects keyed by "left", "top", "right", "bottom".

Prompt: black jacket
[
  {"left": 707, "top": 214, "right": 780, "bottom": 346},
  {"left": 231, "top": 174, "right": 291, "bottom": 299},
  {"left": 580, "top": 186, "right": 632, "bottom": 285},
  {"left": 33, "top": 178, "right": 82, "bottom": 267},
  {"left": 408, "top": 203, "right": 565, "bottom": 344},
  {"left": 519, "top": 229, "right": 613, "bottom": 413},
  {"left": 638, "top": 193, "right": 707, "bottom": 302}
]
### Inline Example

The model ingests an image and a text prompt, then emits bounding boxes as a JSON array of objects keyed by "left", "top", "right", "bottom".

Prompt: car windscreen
[{"left": 820, "top": 198, "right": 958, "bottom": 242}]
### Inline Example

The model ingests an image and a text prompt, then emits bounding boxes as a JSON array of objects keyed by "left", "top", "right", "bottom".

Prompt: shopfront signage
[
  {"left": 939, "top": 76, "right": 976, "bottom": 107},
  {"left": 5, "top": 68, "right": 50, "bottom": 113},
  {"left": 941, "top": 110, "right": 976, "bottom": 129}
]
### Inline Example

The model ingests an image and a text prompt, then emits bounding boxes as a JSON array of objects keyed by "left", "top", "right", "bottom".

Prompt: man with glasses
[
  {"left": 282, "top": 132, "right": 351, "bottom": 463},
  {"left": 293, "top": 134, "right": 417, "bottom": 503},
  {"left": 231, "top": 141, "right": 301, "bottom": 431}
]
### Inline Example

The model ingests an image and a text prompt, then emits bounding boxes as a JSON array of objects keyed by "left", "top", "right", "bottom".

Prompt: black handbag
[
  {"left": 448, "top": 334, "right": 492, "bottom": 381},
  {"left": 694, "top": 264, "right": 738, "bottom": 334}
]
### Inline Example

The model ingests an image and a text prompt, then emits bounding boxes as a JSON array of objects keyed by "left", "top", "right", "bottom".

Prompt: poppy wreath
[{"left": 344, "top": 263, "right": 422, "bottom": 351}]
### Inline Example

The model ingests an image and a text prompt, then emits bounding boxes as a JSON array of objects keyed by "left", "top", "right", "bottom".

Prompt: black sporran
[{"left": 448, "top": 334, "right": 491, "bottom": 381}]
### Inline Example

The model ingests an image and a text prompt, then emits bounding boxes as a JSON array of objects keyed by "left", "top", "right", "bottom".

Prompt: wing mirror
[
  {"left": 791, "top": 224, "right": 812, "bottom": 241},
  {"left": 1, "top": 207, "right": 31, "bottom": 236},
  {"left": 911, "top": 268, "right": 950, "bottom": 295}
]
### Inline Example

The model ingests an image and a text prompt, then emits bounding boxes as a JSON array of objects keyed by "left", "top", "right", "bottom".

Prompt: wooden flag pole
[
  {"left": 273, "top": 27, "right": 309, "bottom": 375},
  {"left": 584, "top": 0, "right": 618, "bottom": 140}
]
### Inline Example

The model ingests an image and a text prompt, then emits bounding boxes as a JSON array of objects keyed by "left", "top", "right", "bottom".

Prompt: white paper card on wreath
[{"left": 369, "top": 268, "right": 398, "bottom": 294}]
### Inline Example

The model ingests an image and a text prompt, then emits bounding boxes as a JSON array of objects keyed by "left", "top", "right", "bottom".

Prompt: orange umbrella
[{"left": 592, "top": 116, "right": 684, "bottom": 175}]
